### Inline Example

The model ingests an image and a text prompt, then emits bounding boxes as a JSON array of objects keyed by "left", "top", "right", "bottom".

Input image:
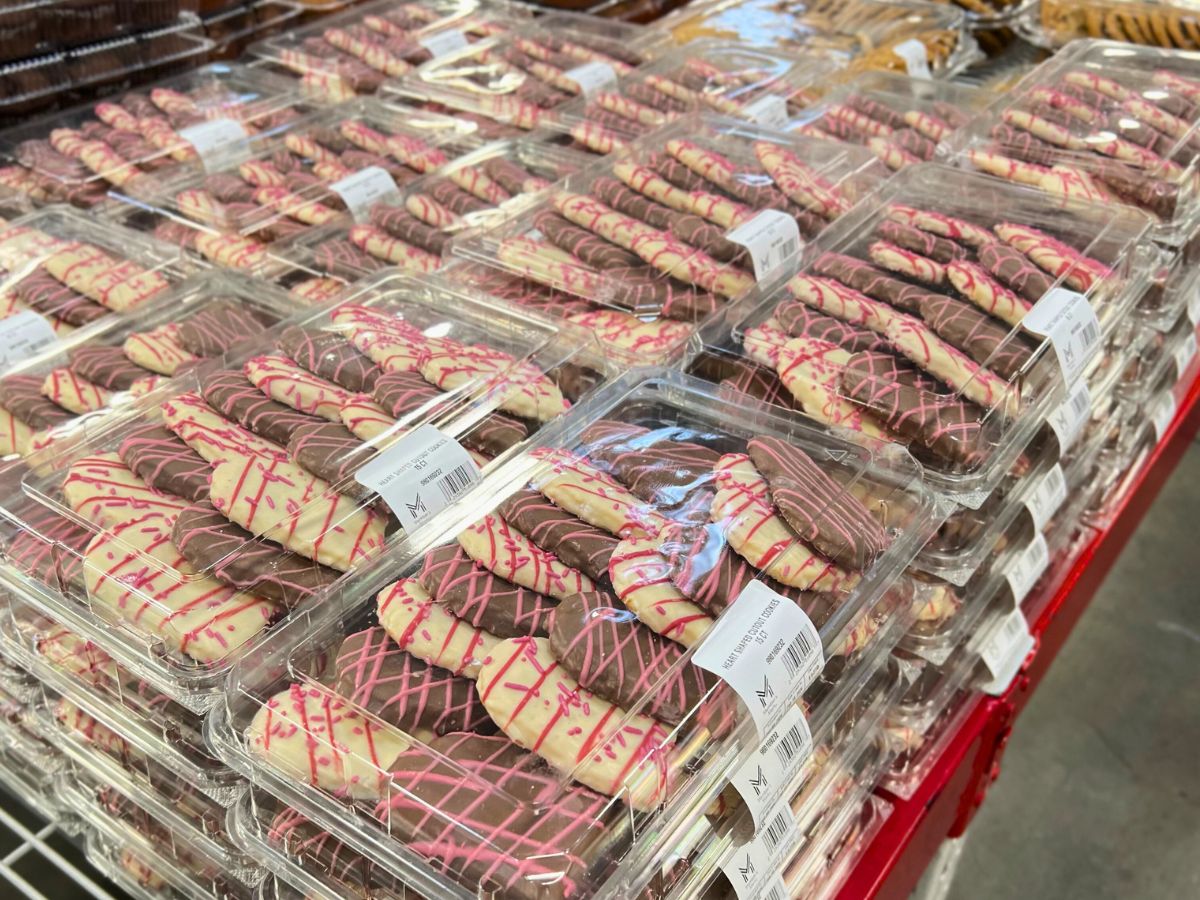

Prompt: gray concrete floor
[{"left": 946, "top": 440, "right": 1200, "bottom": 900}]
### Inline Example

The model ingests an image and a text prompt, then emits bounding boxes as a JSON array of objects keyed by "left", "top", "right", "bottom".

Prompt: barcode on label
[
  {"left": 437, "top": 464, "right": 475, "bottom": 502},
  {"left": 1022, "top": 288, "right": 1103, "bottom": 386},
  {"left": 726, "top": 704, "right": 811, "bottom": 830},
  {"left": 1048, "top": 380, "right": 1091, "bottom": 452},
  {"left": 1082, "top": 319, "right": 1100, "bottom": 348},
  {"left": 1173, "top": 332, "right": 1198, "bottom": 376},
  {"left": 774, "top": 722, "right": 808, "bottom": 767},
  {"left": 763, "top": 808, "right": 792, "bottom": 850},
  {"left": 1070, "top": 385, "right": 1090, "bottom": 417},
  {"left": 764, "top": 883, "right": 787, "bottom": 900},
  {"left": 725, "top": 210, "right": 803, "bottom": 283},
  {"left": 781, "top": 631, "right": 815, "bottom": 679}
]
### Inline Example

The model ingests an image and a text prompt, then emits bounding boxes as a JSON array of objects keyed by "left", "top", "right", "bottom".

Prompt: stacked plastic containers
[{"left": 654, "top": 0, "right": 981, "bottom": 80}]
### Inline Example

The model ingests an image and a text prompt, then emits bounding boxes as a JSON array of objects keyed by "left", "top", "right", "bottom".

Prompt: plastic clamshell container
[
  {"left": 207, "top": 366, "right": 940, "bottom": 900},
  {"left": 654, "top": 657, "right": 906, "bottom": 900},
  {"left": 688, "top": 162, "right": 1160, "bottom": 509},
  {"left": 452, "top": 113, "right": 888, "bottom": 359},
  {"left": 0, "top": 61, "right": 309, "bottom": 198},
  {"left": 0, "top": 588, "right": 242, "bottom": 799},
  {"left": 385, "top": 14, "right": 662, "bottom": 130},
  {"left": 0, "top": 269, "right": 303, "bottom": 461},
  {"left": 0, "top": 270, "right": 609, "bottom": 712},
  {"left": 943, "top": 39, "right": 1200, "bottom": 328},
  {"left": 783, "top": 71, "right": 995, "bottom": 172},
  {"left": 284, "top": 136, "right": 594, "bottom": 283},
  {"left": 114, "top": 98, "right": 493, "bottom": 249},
  {"left": 248, "top": 0, "right": 535, "bottom": 101},
  {"left": 655, "top": 0, "right": 980, "bottom": 79},
  {"left": 548, "top": 40, "right": 839, "bottom": 155},
  {"left": 202, "top": 2, "right": 304, "bottom": 62}
]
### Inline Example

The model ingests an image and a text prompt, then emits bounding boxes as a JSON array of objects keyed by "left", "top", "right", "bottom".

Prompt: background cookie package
[
  {"left": 0, "top": 62, "right": 308, "bottom": 208},
  {"left": 451, "top": 114, "right": 889, "bottom": 363},
  {"left": 0, "top": 269, "right": 612, "bottom": 712},
  {"left": 0, "top": 269, "right": 300, "bottom": 463},
  {"left": 280, "top": 133, "right": 594, "bottom": 285},
  {"left": 1016, "top": 0, "right": 1200, "bottom": 51},
  {"left": 941, "top": 39, "right": 1200, "bottom": 329},
  {"left": 780, "top": 71, "right": 997, "bottom": 173},
  {"left": 245, "top": 0, "right": 539, "bottom": 103},
  {"left": 654, "top": 0, "right": 982, "bottom": 80},
  {"left": 207, "top": 365, "right": 943, "bottom": 900},
  {"left": 545, "top": 40, "right": 840, "bottom": 156},
  {"left": 687, "top": 162, "right": 1161, "bottom": 512},
  {"left": 383, "top": 12, "right": 666, "bottom": 131}
]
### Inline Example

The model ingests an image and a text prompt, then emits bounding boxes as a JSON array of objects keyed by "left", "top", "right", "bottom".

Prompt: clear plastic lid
[
  {"left": 208, "top": 366, "right": 940, "bottom": 900},
  {"left": 202, "top": 2, "right": 304, "bottom": 61},
  {"left": 454, "top": 113, "right": 888, "bottom": 327},
  {"left": 248, "top": 0, "right": 534, "bottom": 101},
  {"left": 284, "top": 136, "right": 593, "bottom": 282},
  {"left": 784, "top": 71, "right": 994, "bottom": 172},
  {"left": 1, "top": 588, "right": 242, "bottom": 796},
  {"left": 688, "top": 162, "right": 1160, "bottom": 507},
  {"left": 946, "top": 40, "right": 1200, "bottom": 248},
  {"left": 0, "top": 270, "right": 608, "bottom": 710},
  {"left": 549, "top": 41, "right": 838, "bottom": 155},
  {"left": 116, "top": 98, "right": 493, "bottom": 251},
  {"left": 0, "top": 269, "right": 303, "bottom": 462},
  {"left": 656, "top": 0, "right": 979, "bottom": 79},
  {"left": 0, "top": 61, "right": 308, "bottom": 199},
  {"left": 385, "top": 14, "right": 662, "bottom": 130}
]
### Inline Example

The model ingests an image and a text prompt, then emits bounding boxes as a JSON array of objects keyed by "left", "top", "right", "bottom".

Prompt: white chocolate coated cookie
[
  {"left": 529, "top": 448, "right": 666, "bottom": 539},
  {"left": 41, "top": 368, "right": 109, "bottom": 415},
  {"left": 245, "top": 354, "right": 354, "bottom": 422},
  {"left": 420, "top": 345, "right": 567, "bottom": 423},
  {"left": 340, "top": 395, "right": 396, "bottom": 441},
  {"left": 122, "top": 323, "right": 197, "bottom": 376},
  {"left": 162, "top": 392, "right": 287, "bottom": 463},
  {"left": 457, "top": 513, "right": 594, "bottom": 601},
  {"left": 63, "top": 451, "right": 189, "bottom": 530},
  {"left": 610, "top": 538, "right": 713, "bottom": 649},
  {"left": 376, "top": 578, "right": 498, "bottom": 678}
]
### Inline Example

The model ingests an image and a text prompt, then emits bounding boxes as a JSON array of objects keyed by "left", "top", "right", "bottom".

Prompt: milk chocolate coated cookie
[
  {"left": 378, "top": 732, "right": 609, "bottom": 900},
  {"left": 278, "top": 325, "right": 383, "bottom": 393},
  {"left": 919, "top": 294, "right": 1035, "bottom": 379},
  {"left": 202, "top": 369, "right": 324, "bottom": 447},
  {"left": 497, "top": 488, "right": 618, "bottom": 583},
  {"left": 171, "top": 503, "right": 340, "bottom": 609},
  {"left": 16, "top": 267, "right": 108, "bottom": 326},
  {"left": 549, "top": 590, "right": 716, "bottom": 726},
  {"left": 287, "top": 422, "right": 375, "bottom": 499},
  {"left": 748, "top": 436, "right": 889, "bottom": 571},
  {"left": 67, "top": 346, "right": 148, "bottom": 391},
  {"left": 334, "top": 627, "right": 495, "bottom": 736},
  {"left": 419, "top": 544, "right": 557, "bottom": 639},
  {"left": 0, "top": 375, "right": 73, "bottom": 429},
  {"left": 118, "top": 423, "right": 211, "bottom": 503},
  {"left": 177, "top": 300, "right": 274, "bottom": 358},
  {"left": 977, "top": 241, "right": 1054, "bottom": 303}
]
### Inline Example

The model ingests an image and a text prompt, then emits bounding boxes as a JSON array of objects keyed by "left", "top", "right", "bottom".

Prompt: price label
[
  {"left": 330, "top": 166, "right": 401, "bottom": 222},
  {"left": 693, "top": 580, "right": 824, "bottom": 737},
  {"left": 1188, "top": 285, "right": 1200, "bottom": 326},
  {"left": 1022, "top": 288, "right": 1103, "bottom": 386},
  {"left": 1172, "top": 331, "right": 1197, "bottom": 378},
  {"left": 720, "top": 798, "right": 798, "bottom": 900},
  {"left": 1023, "top": 463, "right": 1067, "bottom": 532},
  {"left": 1047, "top": 381, "right": 1091, "bottom": 453},
  {"left": 0, "top": 311, "right": 58, "bottom": 369},
  {"left": 355, "top": 425, "right": 481, "bottom": 530},
  {"left": 179, "top": 118, "right": 250, "bottom": 172},
  {"left": 419, "top": 29, "right": 469, "bottom": 58},
  {"left": 742, "top": 94, "right": 790, "bottom": 129},
  {"left": 1151, "top": 393, "right": 1177, "bottom": 442},
  {"left": 726, "top": 210, "right": 803, "bottom": 283},
  {"left": 893, "top": 38, "right": 932, "bottom": 79},
  {"left": 975, "top": 605, "right": 1034, "bottom": 696},
  {"left": 727, "top": 705, "right": 813, "bottom": 830},
  {"left": 1005, "top": 533, "right": 1050, "bottom": 605},
  {"left": 565, "top": 61, "right": 618, "bottom": 97}
]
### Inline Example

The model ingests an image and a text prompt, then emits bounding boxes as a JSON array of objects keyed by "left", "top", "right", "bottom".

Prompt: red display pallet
[{"left": 838, "top": 373, "right": 1200, "bottom": 900}]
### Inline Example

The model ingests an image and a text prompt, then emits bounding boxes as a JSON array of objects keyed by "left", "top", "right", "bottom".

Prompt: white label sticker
[
  {"left": 893, "top": 38, "right": 932, "bottom": 79},
  {"left": 1188, "top": 287, "right": 1200, "bottom": 326},
  {"left": 179, "top": 118, "right": 250, "bottom": 172},
  {"left": 1022, "top": 287, "right": 1103, "bottom": 386},
  {"left": 727, "top": 705, "right": 813, "bottom": 831},
  {"left": 976, "top": 605, "right": 1034, "bottom": 696},
  {"left": 0, "top": 310, "right": 58, "bottom": 369},
  {"left": 720, "top": 798, "right": 798, "bottom": 900},
  {"left": 1023, "top": 463, "right": 1067, "bottom": 532},
  {"left": 692, "top": 580, "right": 824, "bottom": 737},
  {"left": 565, "top": 61, "right": 618, "bottom": 97},
  {"left": 419, "top": 28, "right": 469, "bottom": 58},
  {"left": 1172, "top": 331, "right": 1197, "bottom": 378},
  {"left": 1047, "top": 380, "right": 1091, "bottom": 452},
  {"left": 354, "top": 425, "right": 481, "bottom": 529},
  {"left": 330, "top": 166, "right": 401, "bottom": 222},
  {"left": 1005, "top": 533, "right": 1050, "bottom": 606},
  {"left": 726, "top": 210, "right": 803, "bottom": 283},
  {"left": 742, "top": 94, "right": 790, "bottom": 129},
  {"left": 1151, "top": 393, "right": 1177, "bottom": 442}
]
